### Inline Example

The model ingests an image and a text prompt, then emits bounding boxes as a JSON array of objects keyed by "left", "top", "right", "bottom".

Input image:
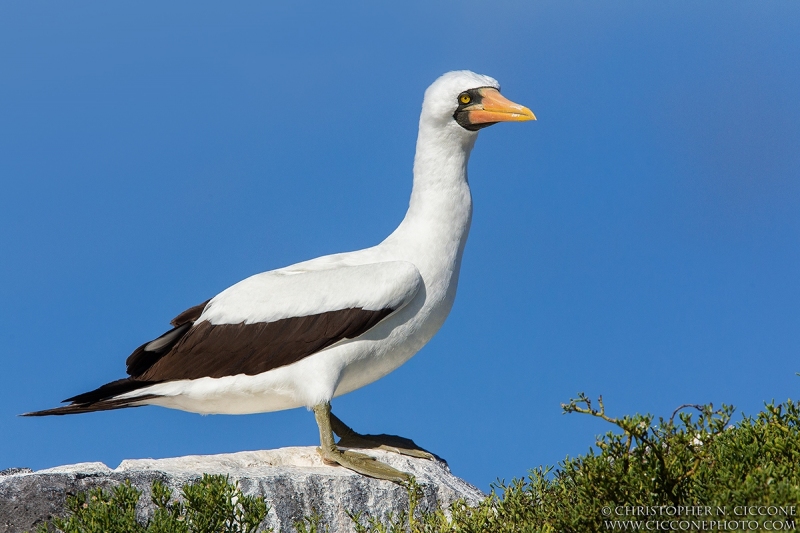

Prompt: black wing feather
[{"left": 125, "top": 300, "right": 210, "bottom": 377}]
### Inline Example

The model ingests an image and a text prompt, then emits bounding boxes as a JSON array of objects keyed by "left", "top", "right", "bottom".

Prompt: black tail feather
[
  {"left": 23, "top": 395, "right": 160, "bottom": 416},
  {"left": 64, "top": 377, "right": 161, "bottom": 404},
  {"left": 23, "top": 378, "right": 162, "bottom": 417}
]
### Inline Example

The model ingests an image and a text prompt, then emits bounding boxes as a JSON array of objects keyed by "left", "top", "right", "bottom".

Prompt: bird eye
[{"left": 459, "top": 93, "right": 471, "bottom": 105}]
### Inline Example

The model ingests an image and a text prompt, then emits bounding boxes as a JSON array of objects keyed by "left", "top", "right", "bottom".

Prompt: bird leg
[
  {"left": 329, "top": 410, "right": 435, "bottom": 460},
  {"left": 313, "top": 402, "right": 410, "bottom": 483}
]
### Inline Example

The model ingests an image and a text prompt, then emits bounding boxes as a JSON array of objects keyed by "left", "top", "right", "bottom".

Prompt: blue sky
[{"left": 1, "top": 2, "right": 799, "bottom": 491}]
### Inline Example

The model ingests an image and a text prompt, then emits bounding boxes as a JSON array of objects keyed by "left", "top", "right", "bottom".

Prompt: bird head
[{"left": 420, "top": 71, "right": 536, "bottom": 134}]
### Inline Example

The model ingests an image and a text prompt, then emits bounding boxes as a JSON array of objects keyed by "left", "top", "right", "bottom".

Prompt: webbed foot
[{"left": 313, "top": 402, "right": 411, "bottom": 483}]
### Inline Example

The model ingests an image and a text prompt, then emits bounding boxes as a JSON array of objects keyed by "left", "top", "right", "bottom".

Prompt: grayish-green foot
[
  {"left": 329, "top": 411, "right": 436, "bottom": 460},
  {"left": 313, "top": 402, "right": 410, "bottom": 483}
]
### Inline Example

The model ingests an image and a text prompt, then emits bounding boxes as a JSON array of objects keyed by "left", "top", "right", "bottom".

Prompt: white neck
[{"left": 382, "top": 118, "right": 477, "bottom": 282}]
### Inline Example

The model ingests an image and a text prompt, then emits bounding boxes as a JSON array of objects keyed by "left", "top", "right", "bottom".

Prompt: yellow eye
[{"left": 459, "top": 93, "right": 471, "bottom": 105}]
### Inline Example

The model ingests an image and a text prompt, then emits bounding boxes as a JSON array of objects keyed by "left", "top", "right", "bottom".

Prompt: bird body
[
  {"left": 132, "top": 87, "right": 477, "bottom": 414},
  {"left": 27, "top": 70, "right": 535, "bottom": 481}
]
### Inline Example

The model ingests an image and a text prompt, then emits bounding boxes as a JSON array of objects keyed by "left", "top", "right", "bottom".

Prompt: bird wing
[{"left": 131, "top": 260, "right": 422, "bottom": 382}]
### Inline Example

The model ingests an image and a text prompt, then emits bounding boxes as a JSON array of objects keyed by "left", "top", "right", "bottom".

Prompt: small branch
[
  {"left": 669, "top": 404, "right": 704, "bottom": 425},
  {"left": 563, "top": 394, "right": 620, "bottom": 425}
]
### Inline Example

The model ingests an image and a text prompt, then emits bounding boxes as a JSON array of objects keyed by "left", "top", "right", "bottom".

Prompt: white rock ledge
[{"left": 0, "top": 447, "right": 485, "bottom": 533}]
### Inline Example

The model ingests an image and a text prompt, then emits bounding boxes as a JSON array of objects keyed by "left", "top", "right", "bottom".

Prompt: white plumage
[{"left": 138, "top": 72, "right": 494, "bottom": 414}]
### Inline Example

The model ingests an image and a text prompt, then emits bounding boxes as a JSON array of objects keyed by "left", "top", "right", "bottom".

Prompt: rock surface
[{"left": 0, "top": 447, "right": 484, "bottom": 533}]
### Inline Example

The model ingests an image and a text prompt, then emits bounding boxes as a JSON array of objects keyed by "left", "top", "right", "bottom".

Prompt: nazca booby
[{"left": 26, "top": 70, "right": 535, "bottom": 482}]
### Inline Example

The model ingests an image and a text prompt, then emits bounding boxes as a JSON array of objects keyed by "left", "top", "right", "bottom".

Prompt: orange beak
[{"left": 466, "top": 88, "right": 536, "bottom": 125}]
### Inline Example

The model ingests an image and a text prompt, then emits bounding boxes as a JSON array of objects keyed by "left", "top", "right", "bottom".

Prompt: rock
[
  {"left": 0, "top": 471, "right": 31, "bottom": 478},
  {"left": 0, "top": 447, "right": 484, "bottom": 532}
]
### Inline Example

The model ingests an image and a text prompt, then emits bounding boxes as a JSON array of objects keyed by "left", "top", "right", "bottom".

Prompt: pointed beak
[{"left": 466, "top": 88, "right": 536, "bottom": 125}]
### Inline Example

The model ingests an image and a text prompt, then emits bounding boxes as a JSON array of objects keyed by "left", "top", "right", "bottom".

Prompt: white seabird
[{"left": 26, "top": 70, "right": 536, "bottom": 481}]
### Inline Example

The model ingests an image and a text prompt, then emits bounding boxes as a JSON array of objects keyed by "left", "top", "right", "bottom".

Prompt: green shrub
[
  {"left": 34, "top": 474, "right": 268, "bottom": 533},
  {"left": 292, "top": 510, "right": 328, "bottom": 533},
  {"left": 352, "top": 395, "right": 800, "bottom": 532}
]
